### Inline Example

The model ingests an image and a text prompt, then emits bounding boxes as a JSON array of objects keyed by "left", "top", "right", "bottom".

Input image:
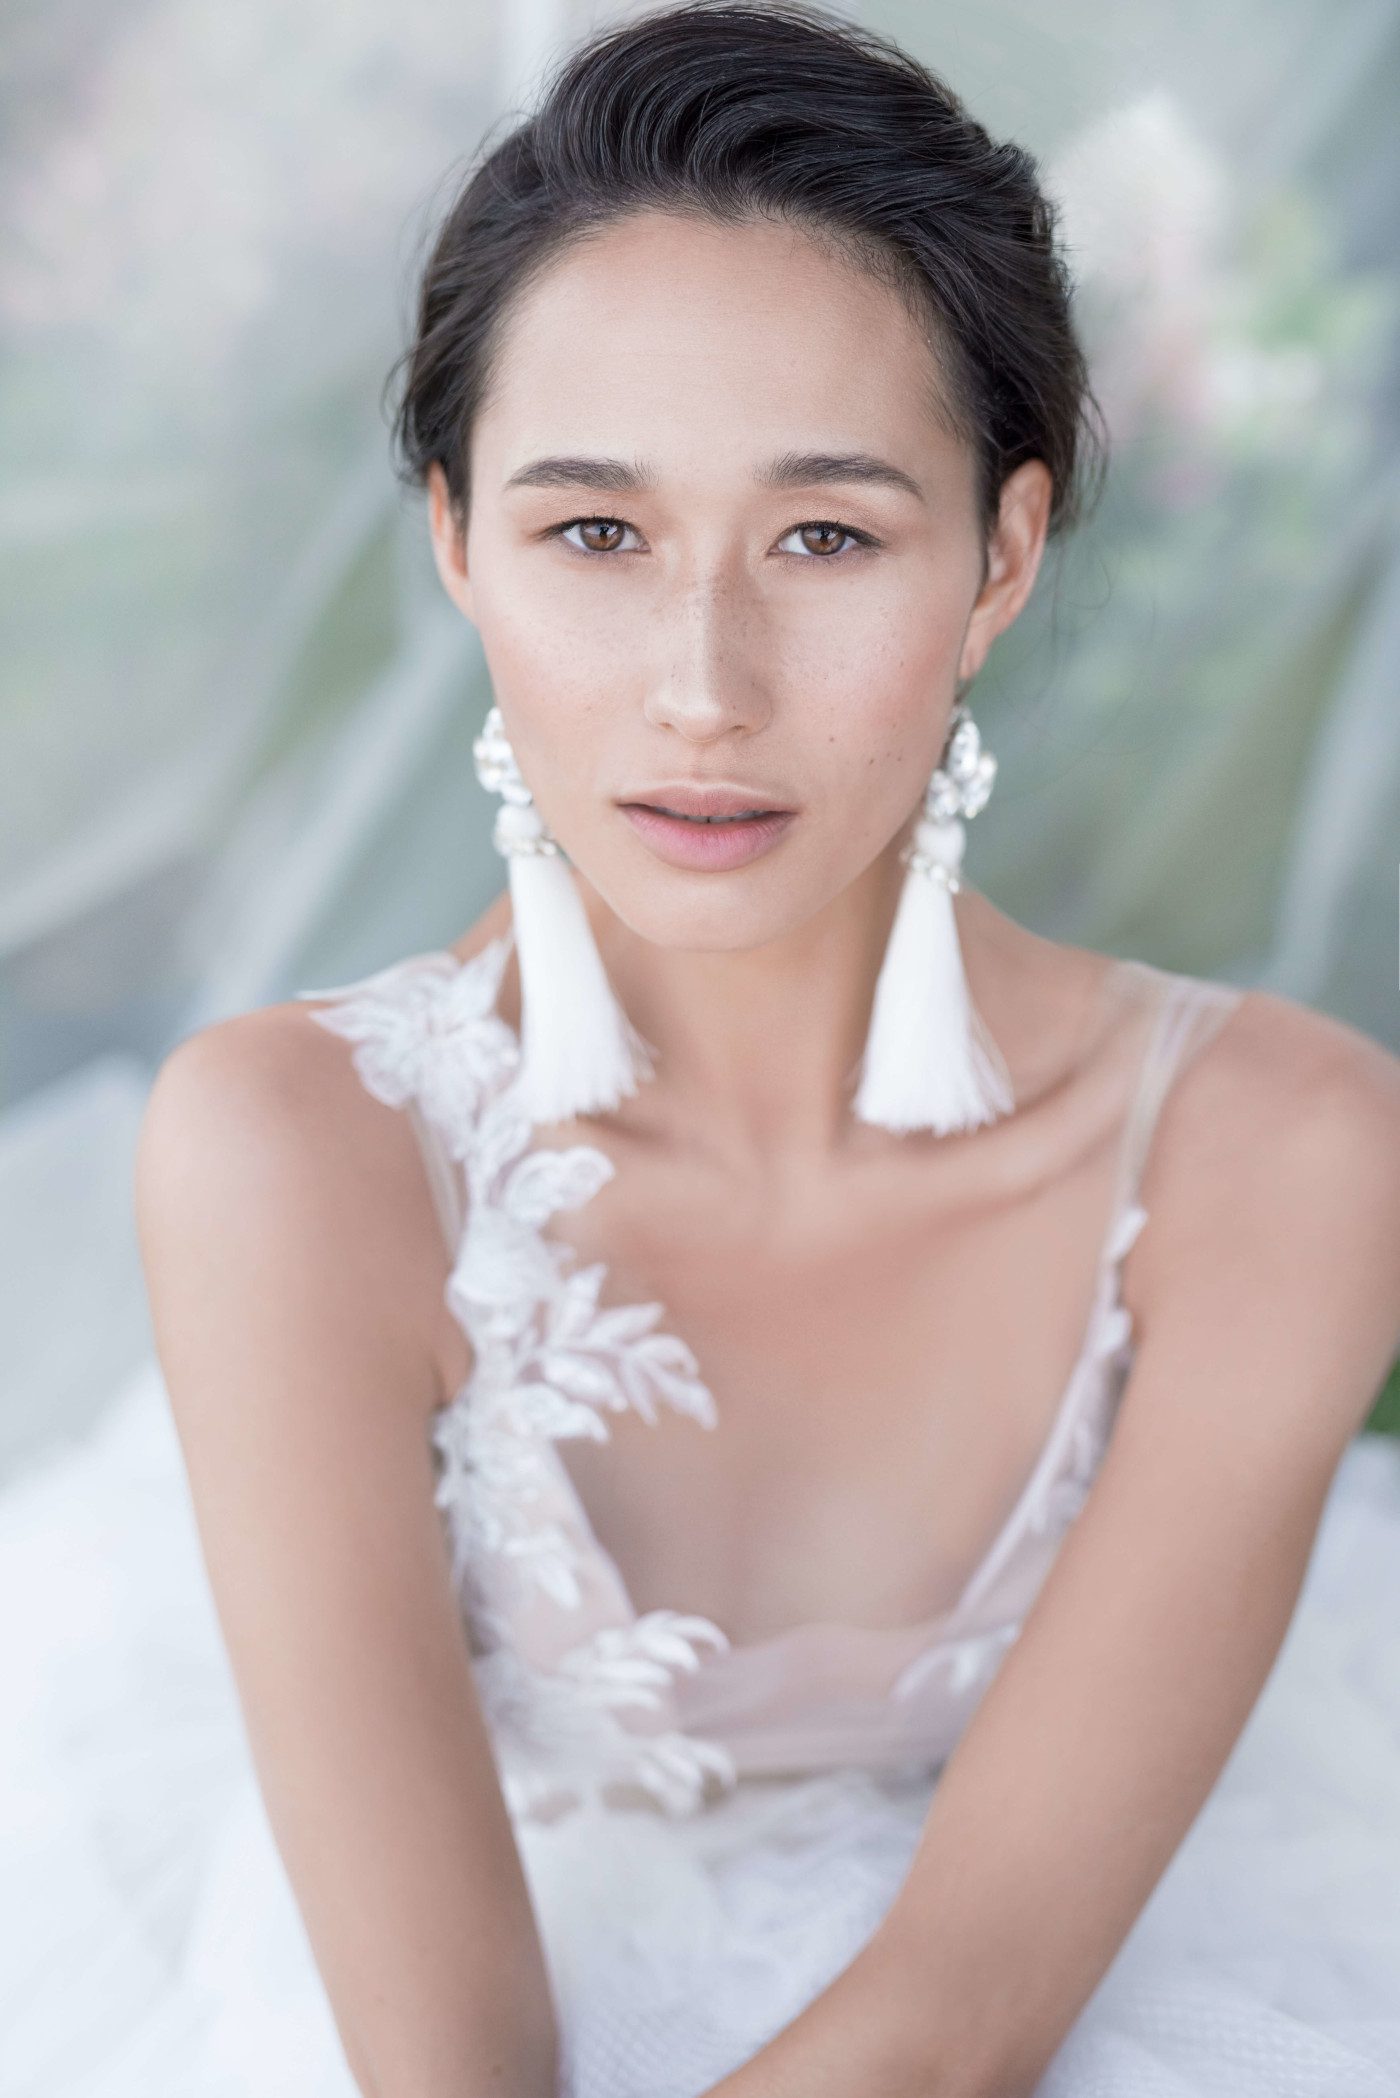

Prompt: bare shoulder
[
  {"left": 1172, "top": 977, "right": 1400, "bottom": 1155},
  {"left": 135, "top": 898, "right": 519, "bottom": 1410},
  {"left": 135, "top": 963, "right": 477, "bottom": 1430},
  {"left": 1128, "top": 976, "right": 1400, "bottom": 1456}
]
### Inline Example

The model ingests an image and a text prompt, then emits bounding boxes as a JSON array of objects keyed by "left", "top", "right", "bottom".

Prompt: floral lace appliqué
[
  {"left": 301, "top": 938, "right": 739, "bottom": 1820},
  {"left": 295, "top": 938, "right": 521, "bottom": 1157}
]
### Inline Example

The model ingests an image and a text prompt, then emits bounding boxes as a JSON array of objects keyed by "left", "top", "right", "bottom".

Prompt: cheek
[
  {"left": 468, "top": 576, "right": 605, "bottom": 775},
  {"left": 799, "top": 626, "right": 953, "bottom": 816},
  {"left": 784, "top": 557, "right": 963, "bottom": 724},
  {"left": 839, "top": 718, "right": 936, "bottom": 857}
]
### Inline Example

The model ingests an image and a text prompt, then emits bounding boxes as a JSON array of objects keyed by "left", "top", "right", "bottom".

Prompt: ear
[
  {"left": 426, "top": 461, "right": 475, "bottom": 622},
  {"left": 957, "top": 459, "right": 1053, "bottom": 684}
]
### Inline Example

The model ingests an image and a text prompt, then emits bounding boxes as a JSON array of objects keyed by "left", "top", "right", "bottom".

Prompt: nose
[{"left": 642, "top": 565, "right": 774, "bottom": 744}]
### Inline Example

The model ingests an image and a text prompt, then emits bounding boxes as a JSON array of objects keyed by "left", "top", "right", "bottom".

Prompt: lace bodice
[{"left": 296, "top": 938, "right": 1244, "bottom": 1826}]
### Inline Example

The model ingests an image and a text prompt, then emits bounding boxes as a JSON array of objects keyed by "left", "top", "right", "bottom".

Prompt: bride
[{"left": 12, "top": 5, "right": 1399, "bottom": 2096}]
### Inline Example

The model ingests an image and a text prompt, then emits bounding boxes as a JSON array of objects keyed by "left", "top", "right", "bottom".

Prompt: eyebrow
[{"left": 502, "top": 449, "right": 925, "bottom": 503}]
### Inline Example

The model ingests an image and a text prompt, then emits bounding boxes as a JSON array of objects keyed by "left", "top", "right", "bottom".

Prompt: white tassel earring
[
  {"left": 851, "top": 694, "right": 1016, "bottom": 1137},
  {"left": 472, "top": 705, "right": 657, "bottom": 1124}
]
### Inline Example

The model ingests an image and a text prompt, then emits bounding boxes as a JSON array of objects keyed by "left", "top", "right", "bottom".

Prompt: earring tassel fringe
[
  {"left": 497, "top": 802, "right": 656, "bottom": 1124},
  {"left": 851, "top": 815, "right": 1015, "bottom": 1136}
]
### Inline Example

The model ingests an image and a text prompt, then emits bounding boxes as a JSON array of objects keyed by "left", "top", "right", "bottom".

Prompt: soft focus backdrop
[{"left": 3, "top": 0, "right": 1398, "bottom": 1480}]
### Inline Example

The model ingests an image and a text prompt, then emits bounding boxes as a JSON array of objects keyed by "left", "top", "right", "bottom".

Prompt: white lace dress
[{"left": 3, "top": 932, "right": 1399, "bottom": 2098}]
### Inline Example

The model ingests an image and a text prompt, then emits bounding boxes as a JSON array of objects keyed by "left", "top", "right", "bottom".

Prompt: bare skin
[{"left": 137, "top": 207, "right": 1400, "bottom": 2098}]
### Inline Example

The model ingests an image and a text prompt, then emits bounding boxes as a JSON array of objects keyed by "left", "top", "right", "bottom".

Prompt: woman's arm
[
  {"left": 699, "top": 1000, "right": 1400, "bottom": 2098},
  {"left": 135, "top": 1011, "right": 559, "bottom": 2098}
]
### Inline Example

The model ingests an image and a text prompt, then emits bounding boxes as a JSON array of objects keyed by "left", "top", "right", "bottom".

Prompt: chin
[
  {"left": 604, "top": 893, "right": 799, "bottom": 955},
  {"left": 586, "top": 867, "right": 846, "bottom": 963}
]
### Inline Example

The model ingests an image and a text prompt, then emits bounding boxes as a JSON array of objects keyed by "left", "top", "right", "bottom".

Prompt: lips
[
  {"left": 617, "top": 784, "right": 793, "bottom": 820},
  {"left": 630, "top": 805, "right": 773, "bottom": 824},
  {"left": 620, "top": 801, "right": 796, "bottom": 870}
]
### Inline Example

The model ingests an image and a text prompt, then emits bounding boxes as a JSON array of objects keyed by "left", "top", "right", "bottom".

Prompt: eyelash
[{"left": 546, "top": 516, "right": 882, "bottom": 562}]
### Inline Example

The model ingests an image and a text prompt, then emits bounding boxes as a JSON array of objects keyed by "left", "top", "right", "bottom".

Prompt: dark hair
[{"left": 386, "top": 0, "right": 1108, "bottom": 554}]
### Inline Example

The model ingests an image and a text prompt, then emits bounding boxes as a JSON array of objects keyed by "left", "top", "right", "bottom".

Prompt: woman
[{"left": 6, "top": 5, "right": 1399, "bottom": 2095}]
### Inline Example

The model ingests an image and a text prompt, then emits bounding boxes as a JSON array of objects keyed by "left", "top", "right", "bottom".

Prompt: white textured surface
[{"left": 0, "top": 1056, "right": 152, "bottom": 1483}]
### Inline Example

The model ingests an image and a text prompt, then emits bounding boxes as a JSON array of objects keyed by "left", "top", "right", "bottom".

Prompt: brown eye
[
  {"left": 798, "top": 523, "right": 849, "bottom": 556},
  {"left": 777, "top": 520, "right": 874, "bottom": 560},
  {"left": 558, "top": 517, "right": 634, "bottom": 554}
]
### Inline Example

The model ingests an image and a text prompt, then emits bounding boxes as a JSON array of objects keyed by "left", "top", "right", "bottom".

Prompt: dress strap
[
  {"left": 405, "top": 1100, "right": 465, "bottom": 1256},
  {"left": 293, "top": 948, "right": 474, "bottom": 1258},
  {"left": 1108, "top": 965, "right": 1246, "bottom": 1224}
]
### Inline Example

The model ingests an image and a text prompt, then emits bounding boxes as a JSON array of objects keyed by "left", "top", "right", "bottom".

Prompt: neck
[{"left": 576, "top": 852, "right": 1020, "bottom": 1174}]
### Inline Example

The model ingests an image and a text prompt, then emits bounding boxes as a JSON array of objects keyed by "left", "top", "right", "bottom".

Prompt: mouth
[
  {"left": 623, "top": 804, "right": 780, "bottom": 825},
  {"left": 616, "top": 780, "right": 796, "bottom": 821},
  {"left": 618, "top": 799, "right": 797, "bottom": 870}
]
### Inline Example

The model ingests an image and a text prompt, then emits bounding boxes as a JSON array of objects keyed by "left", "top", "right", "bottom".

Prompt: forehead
[{"left": 474, "top": 210, "right": 965, "bottom": 482}]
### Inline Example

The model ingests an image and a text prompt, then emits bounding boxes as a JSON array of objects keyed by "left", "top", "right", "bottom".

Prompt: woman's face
[{"left": 428, "top": 209, "right": 1050, "bottom": 952}]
